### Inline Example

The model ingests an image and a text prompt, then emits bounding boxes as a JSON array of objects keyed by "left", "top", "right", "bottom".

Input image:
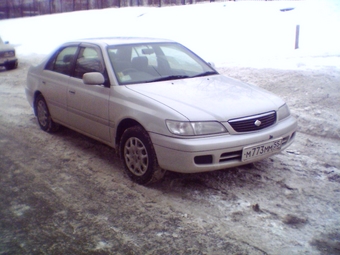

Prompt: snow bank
[{"left": 0, "top": 0, "right": 339, "bottom": 69}]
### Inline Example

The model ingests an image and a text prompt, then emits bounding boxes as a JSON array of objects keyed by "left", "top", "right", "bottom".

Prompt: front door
[{"left": 67, "top": 45, "right": 110, "bottom": 143}]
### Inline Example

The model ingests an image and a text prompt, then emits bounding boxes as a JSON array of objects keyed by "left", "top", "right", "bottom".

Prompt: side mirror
[{"left": 83, "top": 72, "right": 105, "bottom": 85}]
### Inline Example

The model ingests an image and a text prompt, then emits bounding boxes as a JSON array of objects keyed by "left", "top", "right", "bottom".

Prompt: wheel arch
[
  {"left": 115, "top": 118, "right": 145, "bottom": 156},
  {"left": 33, "top": 91, "right": 43, "bottom": 116}
]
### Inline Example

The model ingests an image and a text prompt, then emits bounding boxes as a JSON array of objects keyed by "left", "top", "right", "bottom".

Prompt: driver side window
[
  {"left": 73, "top": 46, "right": 109, "bottom": 86},
  {"left": 74, "top": 47, "right": 104, "bottom": 78}
]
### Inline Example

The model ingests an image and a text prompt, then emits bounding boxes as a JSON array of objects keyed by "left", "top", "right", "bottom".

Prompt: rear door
[
  {"left": 42, "top": 45, "right": 78, "bottom": 124},
  {"left": 67, "top": 44, "right": 111, "bottom": 143}
]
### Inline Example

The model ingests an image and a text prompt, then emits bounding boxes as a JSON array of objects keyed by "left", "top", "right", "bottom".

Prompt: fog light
[{"left": 194, "top": 155, "right": 213, "bottom": 165}]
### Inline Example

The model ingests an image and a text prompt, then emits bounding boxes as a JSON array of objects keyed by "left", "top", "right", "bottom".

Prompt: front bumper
[
  {"left": 0, "top": 57, "right": 18, "bottom": 66},
  {"left": 150, "top": 116, "right": 297, "bottom": 173}
]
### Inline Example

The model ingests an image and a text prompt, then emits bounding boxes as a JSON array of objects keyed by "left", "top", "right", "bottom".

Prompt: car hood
[
  {"left": 126, "top": 75, "right": 285, "bottom": 121},
  {"left": 0, "top": 43, "right": 15, "bottom": 51}
]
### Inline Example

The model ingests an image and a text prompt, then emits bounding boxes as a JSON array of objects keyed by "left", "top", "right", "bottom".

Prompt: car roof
[{"left": 69, "top": 37, "right": 176, "bottom": 47}]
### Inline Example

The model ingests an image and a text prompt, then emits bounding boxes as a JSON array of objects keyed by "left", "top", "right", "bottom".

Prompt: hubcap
[
  {"left": 37, "top": 100, "right": 48, "bottom": 127},
  {"left": 124, "top": 137, "right": 148, "bottom": 176}
]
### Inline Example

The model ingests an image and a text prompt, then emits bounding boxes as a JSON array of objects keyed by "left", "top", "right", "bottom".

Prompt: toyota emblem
[{"left": 254, "top": 120, "right": 262, "bottom": 127}]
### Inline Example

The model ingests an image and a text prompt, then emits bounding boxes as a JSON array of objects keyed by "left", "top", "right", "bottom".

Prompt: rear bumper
[{"left": 150, "top": 116, "right": 297, "bottom": 173}]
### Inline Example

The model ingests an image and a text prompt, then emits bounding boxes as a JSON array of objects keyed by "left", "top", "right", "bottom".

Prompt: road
[{"left": 0, "top": 57, "right": 339, "bottom": 254}]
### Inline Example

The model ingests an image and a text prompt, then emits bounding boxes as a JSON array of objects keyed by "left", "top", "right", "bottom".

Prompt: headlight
[
  {"left": 277, "top": 104, "right": 290, "bottom": 121},
  {"left": 166, "top": 120, "right": 227, "bottom": 136},
  {"left": 4, "top": 51, "right": 15, "bottom": 57}
]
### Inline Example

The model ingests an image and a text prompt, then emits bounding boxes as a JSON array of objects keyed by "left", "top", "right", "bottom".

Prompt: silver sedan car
[{"left": 25, "top": 37, "right": 297, "bottom": 184}]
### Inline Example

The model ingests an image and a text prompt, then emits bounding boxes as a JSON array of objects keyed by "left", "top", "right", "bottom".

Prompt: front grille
[{"left": 228, "top": 111, "right": 276, "bottom": 132}]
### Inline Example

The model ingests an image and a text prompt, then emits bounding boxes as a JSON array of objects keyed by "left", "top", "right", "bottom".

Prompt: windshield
[{"left": 107, "top": 42, "right": 217, "bottom": 85}]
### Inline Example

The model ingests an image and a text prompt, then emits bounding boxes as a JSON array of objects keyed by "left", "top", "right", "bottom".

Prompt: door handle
[{"left": 69, "top": 90, "right": 75, "bottom": 94}]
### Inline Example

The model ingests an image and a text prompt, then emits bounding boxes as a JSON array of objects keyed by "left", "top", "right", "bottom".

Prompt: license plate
[{"left": 242, "top": 138, "right": 282, "bottom": 162}]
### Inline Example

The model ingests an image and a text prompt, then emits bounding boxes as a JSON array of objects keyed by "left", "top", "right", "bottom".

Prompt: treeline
[
  {"left": 0, "top": 0, "right": 209, "bottom": 19},
  {"left": 0, "top": 0, "right": 290, "bottom": 20}
]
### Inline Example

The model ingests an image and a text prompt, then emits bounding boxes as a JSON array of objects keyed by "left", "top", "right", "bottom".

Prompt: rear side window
[{"left": 45, "top": 46, "right": 78, "bottom": 75}]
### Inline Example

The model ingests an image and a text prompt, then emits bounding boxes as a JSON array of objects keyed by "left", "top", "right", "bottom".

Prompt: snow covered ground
[{"left": 0, "top": 0, "right": 340, "bottom": 69}]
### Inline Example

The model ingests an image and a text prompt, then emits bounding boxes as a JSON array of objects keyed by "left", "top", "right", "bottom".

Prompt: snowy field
[{"left": 1, "top": 0, "right": 340, "bottom": 69}]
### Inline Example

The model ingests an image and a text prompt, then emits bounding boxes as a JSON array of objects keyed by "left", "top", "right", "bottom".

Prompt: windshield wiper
[
  {"left": 192, "top": 71, "right": 218, "bottom": 78},
  {"left": 147, "top": 71, "right": 217, "bottom": 83},
  {"left": 147, "top": 75, "right": 190, "bottom": 83}
]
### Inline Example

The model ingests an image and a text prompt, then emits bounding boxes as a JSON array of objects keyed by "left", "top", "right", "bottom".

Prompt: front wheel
[
  {"left": 34, "top": 94, "right": 59, "bottom": 132},
  {"left": 120, "top": 126, "right": 165, "bottom": 185}
]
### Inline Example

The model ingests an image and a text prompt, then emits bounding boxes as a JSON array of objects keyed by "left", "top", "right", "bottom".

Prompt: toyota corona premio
[{"left": 25, "top": 37, "right": 297, "bottom": 184}]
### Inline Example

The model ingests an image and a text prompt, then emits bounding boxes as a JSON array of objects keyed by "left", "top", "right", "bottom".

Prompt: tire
[
  {"left": 34, "top": 94, "right": 59, "bottom": 132},
  {"left": 120, "top": 126, "right": 165, "bottom": 185}
]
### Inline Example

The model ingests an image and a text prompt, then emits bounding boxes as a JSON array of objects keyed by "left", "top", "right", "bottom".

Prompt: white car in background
[
  {"left": 25, "top": 37, "right": 297, "bottom": 184},
  {"left": 0, "top": 36, "right": 18, "bottom": 70}
]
